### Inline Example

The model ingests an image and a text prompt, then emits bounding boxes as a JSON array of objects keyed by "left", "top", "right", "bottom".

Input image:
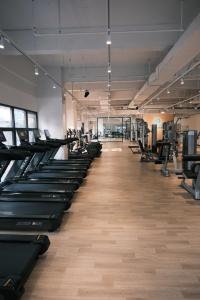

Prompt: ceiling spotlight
[
  {"left": 161, "top": 110, "right": 165, "bottom": 114},
  {"left": 106, "top": 37, "right": 112, "bottom": 45},
  {"left": 189, "top": 100, "right": 193, "bottom": 104},
  {"left": 107, "top": 83, "right": 111, "bottom": 87},
  {"left": 53, "top": 84, "right": 56, "bottom": 89},
  {"left": 0, "top": 36, "right": 5, "bottom": 49},
  {"left": 84, "top": 90, "right": 90, "bottom": 98},
  {"left": 107, "top": 66, "right": 111, "bottom": 73},
  {"left": 34, "top": 66, "right": 39, "bottom": 76},
  {"left": 180, "top": 78, "right": 184, "bottom": 85},
  {"left": 157, "top": 97, "right": 160, "bottom": 101},
  {"left": 167, "top": 89, "right": 170, "bottom": 94}
]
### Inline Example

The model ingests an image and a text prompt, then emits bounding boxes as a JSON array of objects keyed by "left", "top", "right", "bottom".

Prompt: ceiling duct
[{"left": 129, "top": 13, "right": 200, "bottom": 108}]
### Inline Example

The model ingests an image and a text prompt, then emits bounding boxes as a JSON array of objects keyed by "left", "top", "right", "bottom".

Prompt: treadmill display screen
[
  {"left": 17, "top": 129, "right": 28, "bottom": 142},
  {"left": 0, "top": 130, "right": 6, "bottom": 142},
  {"left": 33, "top": 129, "right": 41, "bottom": 139},
  {"left": 44, "top": 129, "right": 50, "bottom": 138}
]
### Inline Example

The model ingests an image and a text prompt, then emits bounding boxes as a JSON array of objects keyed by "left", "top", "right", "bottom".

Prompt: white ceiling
[{"left": 0, "top": 0, "right": 200, "bottom": 115}]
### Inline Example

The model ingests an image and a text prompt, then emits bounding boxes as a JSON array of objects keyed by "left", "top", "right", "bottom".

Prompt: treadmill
[
  {"left": 38, "top": 129, "right": 92, "bottom": 166},
  {"left": 0, "top": 131, "right": 76, "bottom": 201},
  {"left": 0, "top": 149, "right": 67, "bottom": 231},
  {"left": 16, "top": 129, "right": 86, "bottom": 184},
  {"left": 0, "top": 234, "right": 50, "bottom": 300},
  {"left": 0, "top": 148, "right": 71, "bottom": 211}
]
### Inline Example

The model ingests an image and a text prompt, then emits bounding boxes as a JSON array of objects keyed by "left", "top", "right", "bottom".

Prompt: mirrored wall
[{"left": 97, "top": 117, "right": 131, "bottom": 142}]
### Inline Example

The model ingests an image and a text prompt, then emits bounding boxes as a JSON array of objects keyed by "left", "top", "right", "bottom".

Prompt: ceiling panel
[{"left": 0, "top": 0, "right": 200, "bottom": 115}]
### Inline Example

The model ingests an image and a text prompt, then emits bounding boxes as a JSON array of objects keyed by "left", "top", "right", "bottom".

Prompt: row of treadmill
[{"left": 0, "top": 128, "right": 102, "bottom": 300}]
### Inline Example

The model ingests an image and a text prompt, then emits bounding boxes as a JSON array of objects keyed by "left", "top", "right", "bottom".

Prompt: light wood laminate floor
[{"left": 25, "top": 142, "right": 200, "bottom": 300}]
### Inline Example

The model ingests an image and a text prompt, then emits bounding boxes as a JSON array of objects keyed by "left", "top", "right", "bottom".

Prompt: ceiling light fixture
[
  {"left": 106, "top": 39, "right": 112, "bottom": 45},
  {"left": 106, "top": 33, "right": 112, "bottom": 45},
  {"left": 84, "top": 90, "right": 90, "bottom": 98},
  {"left": 34, "top": 66, "right": 39, "bottom": 76},
  {"left": 0, "top": 36, "right": 5, "bottom": 49},
  {"left": 53, "top": 84, "right": 56, "bottom": 89},
  {"left": 167, "top": 89, "right": 170, "bottom": 94},
  {"left": 107, "top": 83, "right": 111, "bottom": 87},
  {"left": 107, "top": 66, "right": 111, "bottom": 73},
  {"left": 161, "top": 110, "right": 165, "bottom": 114},
  {"left": 180, "top": 78, "right": 184, "bottom": 85}
]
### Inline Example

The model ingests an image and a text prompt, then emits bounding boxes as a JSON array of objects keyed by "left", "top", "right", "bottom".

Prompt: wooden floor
[{"left": 25, "top": 142, "right": 200, "bottom": 300}]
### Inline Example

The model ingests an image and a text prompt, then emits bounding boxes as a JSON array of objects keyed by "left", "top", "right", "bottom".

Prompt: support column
[{"left": 65, "top": 93, "right": 78, "bottom": 129}]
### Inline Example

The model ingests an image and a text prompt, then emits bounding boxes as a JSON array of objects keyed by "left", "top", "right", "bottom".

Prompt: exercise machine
[
  {"left": 0, "top": 234, "right": 50, "bottom": 300},
  {"left": 180, "top": 130, "right": 200, "bottom": 199}
]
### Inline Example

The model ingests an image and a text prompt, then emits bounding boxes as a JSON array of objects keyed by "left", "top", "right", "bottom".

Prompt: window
[
  {"left": 0, "top": 104, "right": 38, "bottom": 146},
  {"left": 28, "top": 112, "right": 37, "bottom": 128},
  {"left": 3, "top": 131, "right": 13, "bottom": 146},
  {"left": 0, "top": 106, "right": 12, "bottom": 127},
  {"left": 14, "top": 109, "right": 26, "bottom": 128},
  {"left": 29, "top": 131, "right": 35, "bottom": 143}
]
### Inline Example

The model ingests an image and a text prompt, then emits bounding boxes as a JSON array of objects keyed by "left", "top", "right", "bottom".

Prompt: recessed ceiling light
[
  {"left": 53, "top": 84, "right": 56, "bottom": 89},
  {"left": 107, "top": 66, "right": 111, "bottom": 73},
  {"left": 161, "top": 110, "right": 165, "bottom": 114},
  {"left": 180, "top": 78, "right": 184, "bottom": 85},
  {"left": 107, "top": 83, "right": 111, "bottom": 87},
  {"left": 167, "top": 89, "right": 170, "bottom": 94}
]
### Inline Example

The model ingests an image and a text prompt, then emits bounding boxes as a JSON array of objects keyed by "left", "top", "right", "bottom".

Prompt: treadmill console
[
  {"left": 17, "top": 129, "right": 28, "bottom": 142},
  {"left": 44, "top": 129, "right": 51, "bottom": 139},
  {"left": 33, "top": 129, "right": 41, "bottom": 139},
  {"left": 0, "top": 130, "right": 6, "bottom": 142}
]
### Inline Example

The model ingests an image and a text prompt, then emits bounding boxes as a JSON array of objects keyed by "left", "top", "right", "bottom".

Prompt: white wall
[
  {"left": 37, "top": 67, "right": 64, "bottom": 139},
  {"left": 179, "top": 114, "right": 200, "bottom": 131},
  {"left": 0, "top": 55, "right": 37, "bottom": 110},
  {"left": 65, "top": 93, "right": 75, "bottom": 129}
]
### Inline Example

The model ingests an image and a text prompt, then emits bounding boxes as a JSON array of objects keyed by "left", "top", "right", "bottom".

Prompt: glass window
[
  {"left": 14, "top": 109, "right": 26, "bottom": 128},
  {"left": 3, "top": 131, "right": 13, "bottom": 146},
  {"left": 28, "top": 112, "right": 37, "bottom": 128},
  {"left": 29, "top": 130, "right": 35, "bottom": 143},
  {"left": 16, "top": 132, "right": 20, "bottom": 145},
  {"left": 0, "top": 106, "right": 12, "bottom": 127},
  {"left": 0, "top": 104, "right": 38, "bottom": 146}
]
